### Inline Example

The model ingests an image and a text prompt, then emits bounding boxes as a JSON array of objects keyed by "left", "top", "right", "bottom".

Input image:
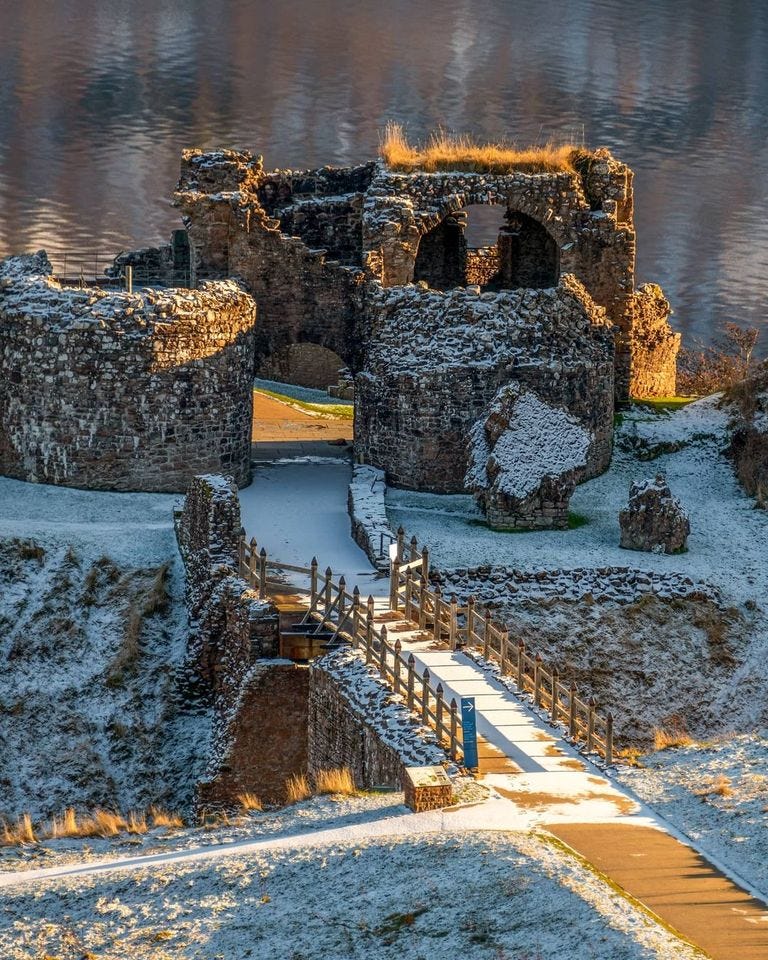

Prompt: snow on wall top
[
  {"left": 0, "top": 252, "right": 252, "bottom": 335},
  {"left": 366, "top": 275, "right": 609, "bottom": 373}
]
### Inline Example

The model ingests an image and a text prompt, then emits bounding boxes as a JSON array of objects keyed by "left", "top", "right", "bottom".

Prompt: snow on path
[{"left": 239, "top": 459, "right": 387, "bottom": 596}]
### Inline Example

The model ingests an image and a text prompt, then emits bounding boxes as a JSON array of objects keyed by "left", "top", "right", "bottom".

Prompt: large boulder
[
  {"left": 466, "top": 383, "right": 592, "bottom": 530},
  {"left": 619, "top": 474, "right": 690, "bottom": 554}
]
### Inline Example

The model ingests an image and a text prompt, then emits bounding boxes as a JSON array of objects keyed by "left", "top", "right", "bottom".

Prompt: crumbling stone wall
[
  {"left": 308, "top": 647, "right": 448, "bottom": 791},
  {"left": 0, "top": 253, "right": 256, "bottom": 492},
  {"left": 356, "top": 278, "right": 615, "bottom": 493},
  {"left": 627, "top": 284, "right": 680, "bottom": 398}
]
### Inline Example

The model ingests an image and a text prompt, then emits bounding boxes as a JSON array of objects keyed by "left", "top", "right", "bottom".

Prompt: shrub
[
  {"left": 653, "top": 727, "right": 694, "bottom": 751},
  {"left": 314, "top": 767, "right": 357, "bottom": 796},
  {"left": 677, "top": 322, "right": 760, "bottom": 396},
  {"left": 379, "top": 122, "right": 578, "bottom": 175}
]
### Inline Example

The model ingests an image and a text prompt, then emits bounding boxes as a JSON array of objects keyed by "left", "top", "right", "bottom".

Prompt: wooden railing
[
  {"left": 236, "top": 527, "right": 613, "bottom": 766},
  {"left": 236, "top": 531, "right": 465, "bottom": 763}
]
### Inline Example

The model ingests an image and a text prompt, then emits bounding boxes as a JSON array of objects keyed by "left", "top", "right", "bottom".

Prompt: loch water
[{"left": 1, "top": 0, "right": 767, "bottom": 347}]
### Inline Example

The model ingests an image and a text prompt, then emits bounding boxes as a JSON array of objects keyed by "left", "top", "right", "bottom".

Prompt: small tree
[{"left": 677, "top": 322, "right": 760, "bottom": 396}]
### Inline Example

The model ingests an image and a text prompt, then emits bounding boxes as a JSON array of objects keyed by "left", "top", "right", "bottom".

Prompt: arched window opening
[{"left": 413, "top": 216, "right": 466, "bottom": 290}]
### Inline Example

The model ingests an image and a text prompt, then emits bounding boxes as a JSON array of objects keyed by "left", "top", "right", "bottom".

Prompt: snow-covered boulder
[
  {"left": 466, "top": 383, "right": 591, "bottom": 530},
  {"left": 619, "top": 474, "right": 690, "bottom": 554}
]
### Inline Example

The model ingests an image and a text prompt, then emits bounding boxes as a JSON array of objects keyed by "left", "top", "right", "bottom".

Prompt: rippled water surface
[{"left": 1, "top": 0, "right": 767, "bottom": 346}]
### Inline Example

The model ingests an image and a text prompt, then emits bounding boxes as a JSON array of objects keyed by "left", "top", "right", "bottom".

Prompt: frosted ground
[{"left": 0, "top": 795, "right": 702, "bottom": 960}]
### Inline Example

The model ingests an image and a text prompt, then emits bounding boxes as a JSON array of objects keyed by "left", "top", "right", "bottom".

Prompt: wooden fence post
[
  {"left": 410, "top": 534, "right": 418, "bottom": 561},
  {"left": 533, "top": 654, "right": 542, "bottom": 707},
  {"left": 365, "top": 614, "right": 374, "bottom": 664},
  {"left": 449, "top": 698, "right": 459, "bottom": 760},
  {"left": 393, "top": 640, "right": 402, "bottom": 695},
  {"left": 587, "top": 697, "right": 596, "bottom": 752},
  {"left": 449, "top": 595, "right": 458, "bottom": 650},
  {"left": 421, "top": 668, "right": 430, "bottom": 725},
  {"left": 407, "top": 654, "right": 416, "bottom": 711},
  {"left": 379, "top": 625, "right": 388, "bottom": 679},
  {"left": 397, "top": 526, "right": 405, "bottom": 562},
  {"left": 499, "top": 629, "right": 509, "bottom": 675},
  {"left": 338, "top": 576, "right": 346, "bottom": 619},
  {"left": 352, "top": 586, "right": 361, "bottom": 638},
  {"left": 550, "top": 668, "right": 559, "bottom": 722},
  {"left": 517, "top": 641, "right": 526, "bottom": 690},
  {"left": 324, "top": 566, "right": 333, "bottom": 614},
  {"left": 432, "top": 587, "right": 442, "bottom": 642},
  {"left": 258, "top": 548, "right": 267, "bottom": 601},
  {"left": 418, "top": 580, "right": 427, "bottom": 629},
  {"left": 435, "top": 683, "right": 444, "bottom": 743},
  {"left": 389, "top": 558, "right": 400, "bottom": 611},
  {"left": 466, "top": 596, "right": 476, "bottom": 647},
  {"left": 367, "top": 594, "right": 375, "bottom": 623},
  {"left": 483, "top": 610, "right": 491, "bottom": 660},
  {"left": 248, "top": 537, "right": 258, "bottom": 586},
  {"left": 404, "top": 568, "right": 413, "bottom": 621},
  {"left": 605, "top": 712, "right": 614, "bottom": 765},
  {"left": 421, "top": 545, "right": 429, "bottom": 582},
  {"left": 568, "top": 682, "right": 577, "bottom": 738},
  {"left": 310, "top": 557, "right": 318, "bottom": 611}
]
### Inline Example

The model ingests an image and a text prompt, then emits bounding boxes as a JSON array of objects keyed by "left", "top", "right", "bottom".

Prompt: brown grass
[
  {"left": 107, "top": 562, "right": 171, "bottom": 684},
  {"left": 285, "top": 773, "right": 311, "bottom": 804},
  {"left": 379, "top": 122, "right": 579, "bottom": 175},
  {"left": 653, "top": 727, "right": 695, "bottom": 751},
  {"left": 1, "top": 814, "right": 37, "bottom": 845},
  {"left": 236, "top": 792, "right": 263, "bottom": 811},
  {"left": 149, "top": 806, "right": 184, "bottom": 829},
  {"left": 48, "top": 808, "right": 148, "bottom": 839},
  {"left": 314, "top": 768, "right": 357, "bottom": 796},
  {"left": 693, "top": 774, "right": 733, "bottom": 798}
]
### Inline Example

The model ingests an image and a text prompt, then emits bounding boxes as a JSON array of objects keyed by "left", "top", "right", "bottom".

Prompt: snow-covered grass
[
  {"left": 254, "top": 378, "right": 353, "bottom": 406},
  {"left": 0, "top": 478, "right": 210, "bottom": 821},
  {"left": 0, "top": 822, "right": 702, "bottom": 959},
  {"left": 617, "top": 734, "right": 768, "bottom": 898},
  {"left": 388, "top": 397, "right": 767, "bottom": 608}
]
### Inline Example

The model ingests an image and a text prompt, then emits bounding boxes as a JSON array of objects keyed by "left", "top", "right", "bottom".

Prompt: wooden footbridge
[{"left": 237, "top": 527, "right": 614, "bottom": 767}]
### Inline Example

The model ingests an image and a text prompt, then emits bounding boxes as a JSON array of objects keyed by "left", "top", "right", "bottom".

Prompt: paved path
[
  {"left": 378, "top": 605, "right": 768, "bottom": 959},
  {"left": 251, "top": 390, "right": 353, "bottom": 444}
]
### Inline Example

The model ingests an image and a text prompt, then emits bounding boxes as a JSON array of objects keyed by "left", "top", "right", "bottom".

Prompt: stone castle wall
[
  {"left": 356, "top": 278, "right": 615, "bottom": 493},
  {"left": 0, "top": 252, "right": 256, "bottom": 492}
]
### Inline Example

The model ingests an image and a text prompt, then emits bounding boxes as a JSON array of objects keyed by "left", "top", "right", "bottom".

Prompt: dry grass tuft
[
  {"left": 14, "top": 539, "right": 46, "bottom": 563},
  {"left": 653, "top": 727, "right": 695, "bottom": 751},
  {"left": 314, "top": 767, "right": 357, "bottom": 796},
  {"left": 236, "top": 792, "right": 264, "bottom": 811},
  {"left": 1, "top": 814, "right": 37, "bottom": 845},
  {"left": 693, "top": 774, "right": 733, "bottom": 798},
  {"left": 149, "top": 806, "right": 184, "bottom": 829},
  {"left": 285, "top": 773, "right": 312, "bottom": 804},
  {"left": 107, "top": 562, "right": 171, "bottom": 685},
  {"left": 379, "top": 122, "right": 579, "bottom": 175},
  {"left": 48, "top": 808, "right": 147, "bottom": 839}
]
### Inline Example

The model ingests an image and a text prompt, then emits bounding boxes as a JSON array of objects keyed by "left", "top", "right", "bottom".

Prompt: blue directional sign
[{"left": 461, "top": 696, "right": 479, "bottom": 770}]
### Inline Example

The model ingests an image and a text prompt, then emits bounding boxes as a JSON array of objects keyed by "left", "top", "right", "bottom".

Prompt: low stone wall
[
  {"left": 347, "top": 464, "right": 393, "bottom": 571},
  {"left": 308, "top": 647, "right": 448, "bottom": 790},
  {"left": 0, "top": 252, "right": 256, "bottom": 492}
]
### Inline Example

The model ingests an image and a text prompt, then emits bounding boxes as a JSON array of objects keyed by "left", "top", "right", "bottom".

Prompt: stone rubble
[{"left": 619, "top": 474, "right": 691, "bottom": 555}]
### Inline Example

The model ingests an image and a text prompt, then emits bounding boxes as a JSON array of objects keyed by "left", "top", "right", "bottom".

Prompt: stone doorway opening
[{"left": 257, "top": 342, "right": 347, "bottom": 391}]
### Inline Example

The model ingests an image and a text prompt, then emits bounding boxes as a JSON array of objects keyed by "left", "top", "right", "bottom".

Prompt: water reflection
[{"left": 0, "top": 0, "right": 766, "bottom": 346}]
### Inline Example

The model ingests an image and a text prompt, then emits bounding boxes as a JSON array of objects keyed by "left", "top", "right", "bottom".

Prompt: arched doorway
[{"left": 413, "top": 216, "right": 466, "bottom": 290}]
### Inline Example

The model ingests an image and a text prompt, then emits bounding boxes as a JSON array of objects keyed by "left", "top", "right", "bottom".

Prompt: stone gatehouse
[{"left": 173, "top": 146, "right": 678, "bottom": 525}]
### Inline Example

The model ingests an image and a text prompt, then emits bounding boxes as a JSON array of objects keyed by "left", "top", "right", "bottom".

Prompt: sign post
[{"left": 460, "top": 696, "right": 479, "bottom": 770}]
